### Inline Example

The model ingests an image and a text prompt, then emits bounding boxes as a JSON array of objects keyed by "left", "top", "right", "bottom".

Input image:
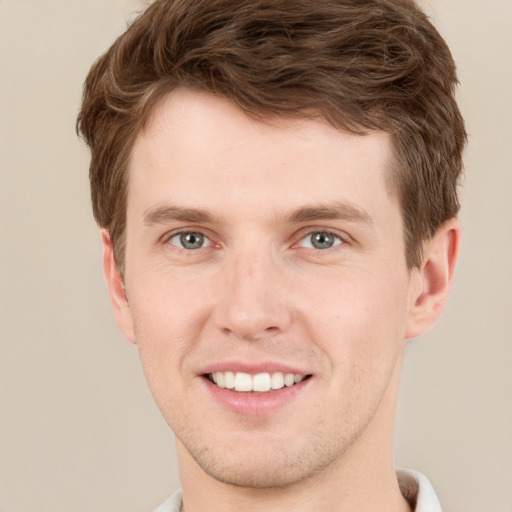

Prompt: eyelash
[{"left": 163, "top": 228, "right": 349, "bottom": 252}]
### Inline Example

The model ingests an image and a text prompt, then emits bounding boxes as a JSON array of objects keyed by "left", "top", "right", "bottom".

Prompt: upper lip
[{"left": 197, "top": 360, "right": 311, "bottom": 376}]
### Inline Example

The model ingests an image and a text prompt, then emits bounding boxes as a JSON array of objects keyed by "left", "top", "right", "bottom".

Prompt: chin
[
  {"left": 198, "top": 456, "right": 318, "bottom": 489},
  {"left": 181, "top": 431, "right": 343, "bottom": 489}
]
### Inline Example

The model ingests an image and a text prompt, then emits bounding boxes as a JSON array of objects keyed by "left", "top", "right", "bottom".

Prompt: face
[{"left": 110, "top": 88, "right": 425, "bottom": 488}]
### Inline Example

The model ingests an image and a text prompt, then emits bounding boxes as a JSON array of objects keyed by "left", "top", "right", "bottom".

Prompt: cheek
[
  {"left": 126, "top": 277, "right": 208, "bottom": 423},
  {"left": 126, "top": 270, "right": 211, "bottom": 374},
  {"left": 304, "top": 267, "right": 410, "bottom": 367}
]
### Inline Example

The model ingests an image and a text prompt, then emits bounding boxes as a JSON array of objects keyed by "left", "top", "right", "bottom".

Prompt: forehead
[{"left": 128, "top": 88, "right": 397, "bottom": 224}]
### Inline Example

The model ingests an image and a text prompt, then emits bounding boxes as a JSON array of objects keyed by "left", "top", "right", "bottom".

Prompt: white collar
[{"left": 397, "top": 468, "right": 443, "bottom": 512}]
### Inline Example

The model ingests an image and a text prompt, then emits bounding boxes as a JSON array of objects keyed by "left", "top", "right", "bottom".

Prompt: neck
[
  {"left": 177, "top": 360, "right": 410, "bottom": 512},
  {"left": 178, "top": 453, "right": 410, "bottom": 512}
]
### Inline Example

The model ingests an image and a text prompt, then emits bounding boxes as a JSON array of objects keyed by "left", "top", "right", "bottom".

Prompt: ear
[
  {"left": 405, "top": 218, "right": 461, "bottom": 339},
  {"left": 101, "top": 230, "right": 136, "bottom": 344}
]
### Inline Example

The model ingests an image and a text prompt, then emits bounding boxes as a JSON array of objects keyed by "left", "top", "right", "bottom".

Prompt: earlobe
[
  {"left": 101, "top": 230, "right": 136, "bottom": 344},
  {"left": 405, "top": 218, "right": 461, "bottom": 339}
]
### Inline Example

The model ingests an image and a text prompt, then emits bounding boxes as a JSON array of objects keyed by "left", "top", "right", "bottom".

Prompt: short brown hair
[{"left": 77, "top": 0, "right": 466, "bottom": 274}]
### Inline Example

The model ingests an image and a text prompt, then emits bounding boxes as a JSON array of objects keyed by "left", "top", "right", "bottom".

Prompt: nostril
[{"left": 219, "top": 323, "right": 281, "bottom": 341}]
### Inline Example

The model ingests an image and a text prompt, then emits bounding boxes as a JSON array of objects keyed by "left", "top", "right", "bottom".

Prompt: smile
[{"left": 208, "top": 371, "right": 309, "bottom": 393}]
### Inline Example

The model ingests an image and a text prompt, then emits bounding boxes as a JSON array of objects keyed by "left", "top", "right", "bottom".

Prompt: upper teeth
[{"left": 210, "top": 371, "right": 305, "bottom": 392}]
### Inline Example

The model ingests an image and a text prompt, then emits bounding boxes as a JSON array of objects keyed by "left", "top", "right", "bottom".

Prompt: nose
[{"left": 214, "top": 246, "right": 292, "bottom": 341}]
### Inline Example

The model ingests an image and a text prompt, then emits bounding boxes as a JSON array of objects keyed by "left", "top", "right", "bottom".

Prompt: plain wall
[{"left": 1, "top": 1, "right": 511, "bottom": 511}]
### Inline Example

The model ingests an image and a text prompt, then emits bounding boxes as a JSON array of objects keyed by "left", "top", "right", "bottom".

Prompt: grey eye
[
  {"left": 169, "top": 232, "right": 210, "bottom": 250},
  {"left": 299, "top": 231, "right": 342, "bottom": 250}
]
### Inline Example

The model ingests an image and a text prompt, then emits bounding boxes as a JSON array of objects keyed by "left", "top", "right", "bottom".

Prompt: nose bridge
[{"left": 216, "top": 239, "right": 290, "bottom": 340}]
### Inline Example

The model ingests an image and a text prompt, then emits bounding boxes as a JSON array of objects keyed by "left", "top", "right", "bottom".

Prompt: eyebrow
[
  {"left": 285, "top": 201, "right": 374, "bottom": 225},
  {"left": 142, "top": 205, "right": 214, "bottom": 226},
  {"left": 142, "top": 201, "right": 374, "bottom": 227}
]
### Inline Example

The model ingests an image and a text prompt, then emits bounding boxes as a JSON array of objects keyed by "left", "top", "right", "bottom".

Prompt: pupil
[
  {"left": 181, "top": 232, "right": 203, "bottom": 249},
  {"left": 312, "top": 232, "right": 333, "bottom": 249}
]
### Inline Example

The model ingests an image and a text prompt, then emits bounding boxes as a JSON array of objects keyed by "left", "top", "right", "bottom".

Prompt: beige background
[{"left": 1, "top": 0, "right": 511, "bottom": 511}]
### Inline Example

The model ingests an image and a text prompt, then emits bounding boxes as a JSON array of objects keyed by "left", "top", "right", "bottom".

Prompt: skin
[{"left": 102, "top": 88, "right": 460, "bottom": 512}]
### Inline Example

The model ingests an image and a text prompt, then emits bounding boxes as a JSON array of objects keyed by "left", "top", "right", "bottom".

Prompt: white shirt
[{"left": 153, "top": 469, "right": 442, "bottom": 512}]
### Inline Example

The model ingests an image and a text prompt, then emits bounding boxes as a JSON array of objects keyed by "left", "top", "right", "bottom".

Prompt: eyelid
[
  {"left": 161, "top": 227, "right": 215, "bottom": 248},
  {"left": 293, "top": 227, "right": 351, "bottom": 247},
  {"left": 299, "top": 232, "right": 341, "bottom": 250}
]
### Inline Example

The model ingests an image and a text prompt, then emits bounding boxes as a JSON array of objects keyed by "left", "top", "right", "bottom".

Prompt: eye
[
  {"left": 168, "top": 231, "right": 211, "bottom": 250},
  {"left": 298, "top": 231, "right": 343, "bottom": 250}
]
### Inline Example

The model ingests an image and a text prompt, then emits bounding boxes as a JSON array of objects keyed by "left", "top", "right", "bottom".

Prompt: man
[{"left": 77, "top": 0, "right": 466, "bottom": 510}]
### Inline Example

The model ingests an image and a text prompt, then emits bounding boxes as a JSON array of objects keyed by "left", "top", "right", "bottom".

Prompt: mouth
[{"left": 205, "top": 371, "right": 312, "bottom": 393}]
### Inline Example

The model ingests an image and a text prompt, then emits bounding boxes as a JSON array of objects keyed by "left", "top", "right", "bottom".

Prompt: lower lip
[{"left": 201, "top": 376, "right": 311, "bottom": 416}]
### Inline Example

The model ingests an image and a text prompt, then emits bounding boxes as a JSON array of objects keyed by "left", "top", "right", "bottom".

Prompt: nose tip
[{"left": 214, "top": 252, "right": 291, "bottom": 341}]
